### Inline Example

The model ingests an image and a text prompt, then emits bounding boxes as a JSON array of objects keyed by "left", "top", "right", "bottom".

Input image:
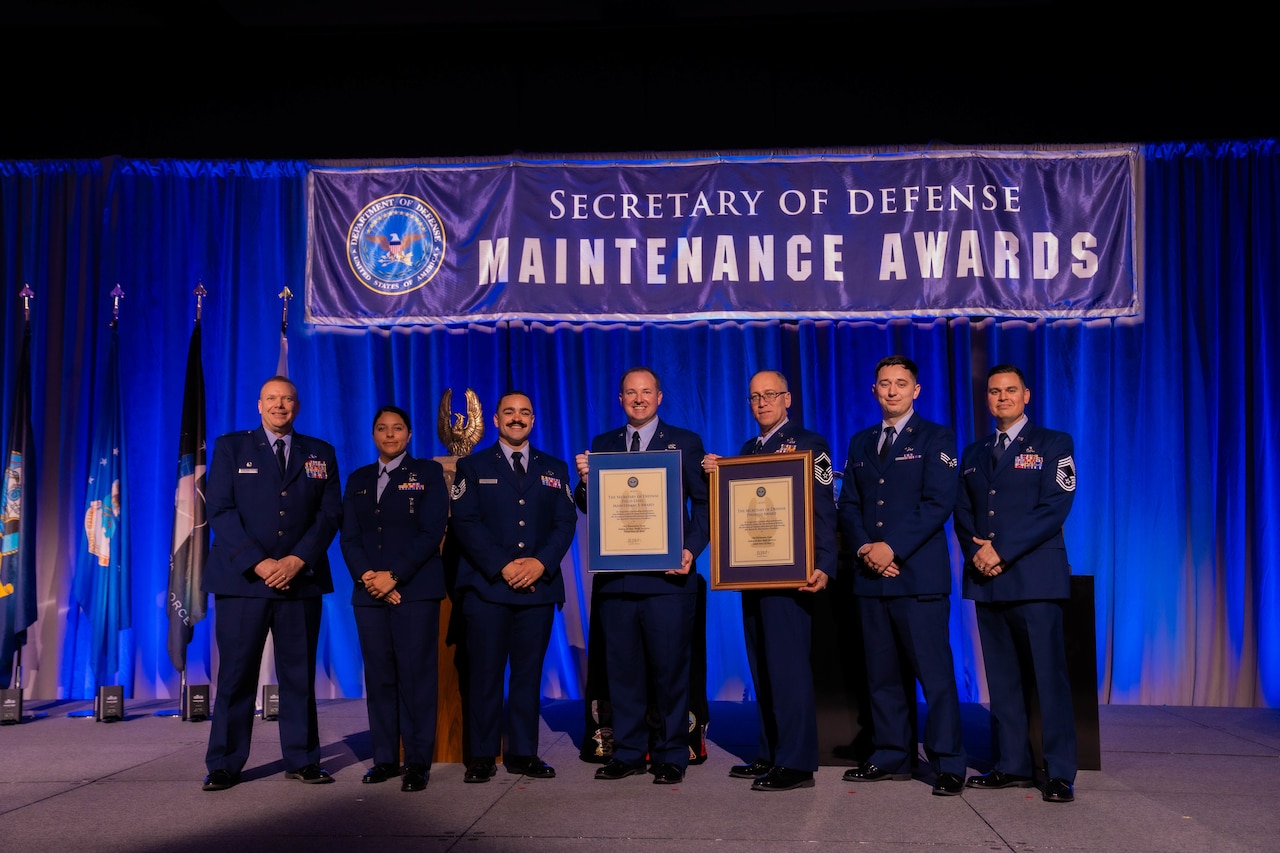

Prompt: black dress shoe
[
  {"left": 464, "top": 758, "right": 497, "bottom": 783},
  {"left": 650, "top": 762, "right": 684, "bottom": 785},
  {"left": 595, "top": 759, "right": 646, "bottom": 780},
  {"left": 202, "top": 769, "right": 238, "bottom": 791},
  {"left": 504, "top": 755, "right": 556, "bottom": 778},
  {"left": 842, "top": 761, "right": 911, "bottom": 782},
  {"left": 401, "top": 765, "right": 429, "bottom": 792},
  {"left": 728, "top": 759, "right": 773, "bottom": 779},
  {"left": 1042, "top": 778, "right": 1075, "bottom": 802},
  {"left": 751, "top": 766, "right": 815, "bottom": 791},
  {"left": 932, "top": 772, "right": 964, "bottom": 796},
  {"left": 284, "top": 764, "right": 334, "bottom": 784},
  {"left": 965, "top": 770, "right": 1035, "bottom": 789},
  {"left": 362, "top": 763, "right": 401, "bottom": 784}
]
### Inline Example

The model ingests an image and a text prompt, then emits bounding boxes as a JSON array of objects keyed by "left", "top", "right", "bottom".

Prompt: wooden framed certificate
[
  {"left": 710, "top": 450, "right": 815, "bottom": 590},
  {"left": 586, "top": 449, "right": 685, "bottom": 572}
]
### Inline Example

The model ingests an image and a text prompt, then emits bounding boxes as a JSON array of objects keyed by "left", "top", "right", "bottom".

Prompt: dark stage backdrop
[{"left": 1, "top": 139, "right": 1277, "bottom": 707}]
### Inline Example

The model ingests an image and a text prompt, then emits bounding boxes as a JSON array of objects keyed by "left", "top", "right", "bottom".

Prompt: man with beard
[{"left": 448, "top": 391, "right": 578, "bottom": 783}]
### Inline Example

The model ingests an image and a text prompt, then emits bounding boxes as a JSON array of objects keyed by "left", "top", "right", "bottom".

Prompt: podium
[
  {"left": 433, "top": 455, "right": 466, "bottom": 763},
  {"left": 1028, "top": 574, "right": 1102, "bottom": 771}
]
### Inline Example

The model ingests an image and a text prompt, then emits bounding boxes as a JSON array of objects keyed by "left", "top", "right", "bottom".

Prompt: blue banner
[
  {"left": 166, "top": 320, "right": 208, "bottom": 673},
  {"left": 73, "top": 323, "right": 131, "bottom": 690},
  {"left": 0, "top": 320, "right": 37, "bottom": 686},
  {"left": 306, "top": 149, "right": 1138, "bottom": 325}
]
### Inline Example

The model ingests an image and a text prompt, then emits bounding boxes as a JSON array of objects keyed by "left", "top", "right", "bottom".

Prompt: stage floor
[{"left": 2, "top": 698, "right": 1278, "bottom": 851}]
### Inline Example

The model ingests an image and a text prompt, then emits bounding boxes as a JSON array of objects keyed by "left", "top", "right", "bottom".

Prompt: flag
[
  {"left": 0, "top": 321, "right": 38, "bottom": 687},
  {"left": 277, "top": 326, "right": 289, "bottom": 377},
  {"left": 166, "top": 321, "right": 208, "bottom": 673},
  {"left": 73, "top": 323, "right": 130, "bottom": 688}
]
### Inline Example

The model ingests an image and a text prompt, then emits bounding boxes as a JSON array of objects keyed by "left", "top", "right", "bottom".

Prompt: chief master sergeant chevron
[
  {"left": 200, "top": 376, "right": 342, "bottom": 792},
  {"left": 954, "top": 363, "right": 1078, "bottom": 804}
]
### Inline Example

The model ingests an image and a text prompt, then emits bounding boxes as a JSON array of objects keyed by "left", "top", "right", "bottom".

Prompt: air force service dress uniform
[
  {"left": 203, "top": 427, "right": 342, "bottom": 778},
  {"left": 837, "top": 413, "right": 966, "bottom": 779},
  {"left": 340, "top": 455, "right": 449, "bottom": 777},
  {"left": 573, "top": 421, "right": 711, "bottom": 776},
  {"left": 448, "top": 442, "right": 578, "bottom": 764},
  {"left": 954, "top": 423, "right": 1078, "bottom": 785},
  {"left": 740, "top": 424, "right": 837, "bottom": 774}
]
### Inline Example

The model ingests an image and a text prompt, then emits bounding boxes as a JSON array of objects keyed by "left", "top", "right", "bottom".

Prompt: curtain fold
[{"left": 1, "top": 139, "right": 1277, "bottom": 706}]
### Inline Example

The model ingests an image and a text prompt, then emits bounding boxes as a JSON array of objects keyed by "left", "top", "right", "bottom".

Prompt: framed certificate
[
  {"left": 586, "top": 449, "right": 685, "bottom": 572},
  {"left": 710, "top": 450, "right": 815, "bottom": 590}
]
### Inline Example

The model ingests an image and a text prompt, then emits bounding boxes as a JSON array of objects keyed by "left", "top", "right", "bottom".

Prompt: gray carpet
[{"left": 2, "top": 698, "right": 1277, "bottom": 851}]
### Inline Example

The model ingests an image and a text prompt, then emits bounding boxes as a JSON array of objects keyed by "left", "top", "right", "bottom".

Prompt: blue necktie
[
  {"left": 991, "top": 432, "right": 1009, "bottom": 469},
  {"left": 879, "top": 426, "right": 895, "bottom": 462}
]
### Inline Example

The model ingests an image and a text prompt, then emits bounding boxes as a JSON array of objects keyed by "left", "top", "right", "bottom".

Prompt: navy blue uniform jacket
[
  {"left": 203, "top": 427, "right": 341, "bottom": 598},
  {"left": 449, "top": 442, "right": 578, "bottom": 606},
  {"left": 837, "top": 413, "right": 957, "bottom": 596},
  {"left": 341, "top": 455, "right": 449, "bottom": 604},
  {"left": 574, "top": 420, "right": 710, "bottom": 595},
  {"left": 955, "top": 423, "right": 1076, "bottom": 602},
  {"left": 743, "top": 424, "right": 838, "bottom": 578}
]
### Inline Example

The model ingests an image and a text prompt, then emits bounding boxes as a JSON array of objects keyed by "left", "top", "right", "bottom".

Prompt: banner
[
  {"left": 166, "top": 321, "right": 208, "bottom": 673},
  {"left": 73, "top": 323, "right": 130, "bottom": 688},
  {"left": 0, "top": 320, "right": 37, "bottom": 686},
  {"left": 306, "top": 148, "right": 1139, "bottom": 325}
]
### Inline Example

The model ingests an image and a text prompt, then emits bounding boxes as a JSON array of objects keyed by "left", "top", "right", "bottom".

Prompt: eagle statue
[{"left": 437, "top": 387, "right": 485, "bottom": 457}]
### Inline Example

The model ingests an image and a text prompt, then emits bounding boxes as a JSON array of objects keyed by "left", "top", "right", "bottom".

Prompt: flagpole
[
  {"left": 70, "top": 283, "right": 132, "bottom": 717},
  {"left": 277, "top": 286, "right": 291, "bottom": 378},
  {"left": 161, "top": 282, "right": 212, "bottom": 720},
  {"left": 14, "top": 285, "right": 29, "bottom": 693},
  {"left": 9, "top": 286, "right": 34, "bottom": 702}
]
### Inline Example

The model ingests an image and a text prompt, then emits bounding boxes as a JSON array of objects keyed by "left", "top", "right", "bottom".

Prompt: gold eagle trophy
[{"left": 433, "top": 387, "right": 485, "bottom": 765}]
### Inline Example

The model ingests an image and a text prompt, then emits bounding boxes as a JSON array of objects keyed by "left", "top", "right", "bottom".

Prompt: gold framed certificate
[
  {"left": 586, "top": 449, "right": 684, "bottom": 572},
  {"left": 710, "top": 450, "right": 815, "bottom": 590}
]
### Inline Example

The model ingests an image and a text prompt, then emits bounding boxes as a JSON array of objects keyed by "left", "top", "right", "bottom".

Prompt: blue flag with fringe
[
  {"left": 73, "top": 323, "right": 130, "bottom": 689},
  {"left": 166, "top": 321, "right": 208, "bottom": 673},
  {"left": 1, "top": 320, "right": 38, "bottom": 687}
]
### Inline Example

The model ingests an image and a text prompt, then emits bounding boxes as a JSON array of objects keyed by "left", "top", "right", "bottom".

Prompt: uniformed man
[
  {"left": 202, "top": 376, "right": 342, "bottom": 791},
  {"left": 955, "top": 364, "right": 1078, "bottom": 804},
  {"left": 448, "top": 391, "right": 578, "bottom": 783},
  {"left": 704, "top": 369, "right": 836, "bottom": 791}
]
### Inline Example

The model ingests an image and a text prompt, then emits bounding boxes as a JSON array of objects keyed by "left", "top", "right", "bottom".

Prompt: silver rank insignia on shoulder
[
  {"left": 813, "top": 452, "right": 834, "bottom": 486},
  {"left": 940, "top": 451, "right": 957, "bottom": 469},
  {"left": 450, "top": 480, "right": 466, "bottom": 500},
  {"left": 1055, "top": 456, "right": 1076, "bottom": 492}
]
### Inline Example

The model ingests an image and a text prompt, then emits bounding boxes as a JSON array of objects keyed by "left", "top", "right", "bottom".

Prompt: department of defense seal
[{"left": 348, "top": 194, "right": 446, "bottom": 295}]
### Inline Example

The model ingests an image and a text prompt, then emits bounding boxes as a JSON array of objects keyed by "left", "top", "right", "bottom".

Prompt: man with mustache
[
  {"left": 574, "top": 366, "right": 710, "bottom": 785},
  {"left": 448, "top": 391, "right": 578, "bottom": 783}
]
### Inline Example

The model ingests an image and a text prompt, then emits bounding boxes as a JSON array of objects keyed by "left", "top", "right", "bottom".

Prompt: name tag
[
  {"left": 238, "top": 467, "right": 258, "bottom": 474},
  {"left": 480, "top": 478, "right": 499, "bottom": 484}
]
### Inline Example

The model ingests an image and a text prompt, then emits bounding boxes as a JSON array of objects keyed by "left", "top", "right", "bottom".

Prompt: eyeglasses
[{"left": 746, "top": 390, "right": 788, "bottom": 404}]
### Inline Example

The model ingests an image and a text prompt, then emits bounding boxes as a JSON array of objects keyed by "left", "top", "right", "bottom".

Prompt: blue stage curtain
[{"left": 1, "top": 140, "right": 1278, "bottom": 707}]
